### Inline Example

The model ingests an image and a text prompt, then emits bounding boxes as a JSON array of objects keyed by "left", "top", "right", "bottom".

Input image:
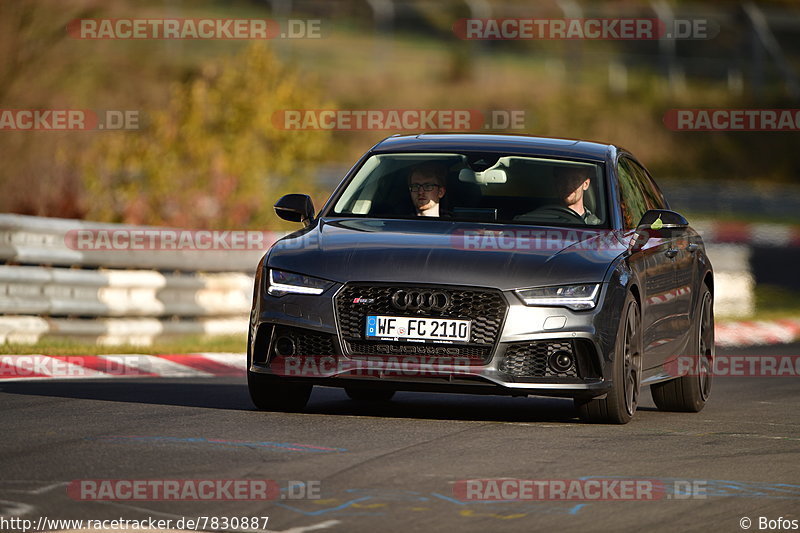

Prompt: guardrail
[
  {"left": 0, "top": 214, "right": 275, "bottom": 345},
  {"left": 1, "top": 213, "right": 786, "bottom": 346},
  {"left": 693, "top": 219, "right": 800, "bottom": 318},
  {"left": 702, "top": 243, "right": 754, "bottom": 318},
  {"left": 0, "top": 214, "right": 271, "bottom": 271}
]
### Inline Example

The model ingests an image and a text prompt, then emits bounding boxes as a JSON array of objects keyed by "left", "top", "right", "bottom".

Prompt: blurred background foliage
[
  {"left": 80, "top": 43, "right": 333, "bottom": 228},
  {"left": 0, "top": 0, "right": 799, "bottom": 229}
]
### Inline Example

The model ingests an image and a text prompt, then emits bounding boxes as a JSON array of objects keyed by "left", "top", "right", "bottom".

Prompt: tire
[
  {"left": 247, "top": 371, "right": 312, "bottom": 412},
  {"left": 575, "top": 292, "right": 643, "bottom": 424},
  {"left": 345, "top": 387, "right": 395, "bottom": 402},
  {"left": 651, "top": 285, "right": 714, "bottom": 412}
]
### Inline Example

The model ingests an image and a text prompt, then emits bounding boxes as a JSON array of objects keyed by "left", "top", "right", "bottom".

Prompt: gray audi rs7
[{"left": 248, "top": 134, "right": 714, "bottom": 424}]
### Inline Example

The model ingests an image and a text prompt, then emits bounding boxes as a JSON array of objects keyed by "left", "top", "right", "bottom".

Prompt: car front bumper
[{"left": 249, "top": 281, "right": 624, "bottom": 399}]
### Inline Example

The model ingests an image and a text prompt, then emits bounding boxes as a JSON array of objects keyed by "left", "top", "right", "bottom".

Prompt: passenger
[
  {"left": 408, "top": 163, "right": 447, "bottom": 217},
  {"left": 554, "top": 166, "right": 601, "bottom": 225}
]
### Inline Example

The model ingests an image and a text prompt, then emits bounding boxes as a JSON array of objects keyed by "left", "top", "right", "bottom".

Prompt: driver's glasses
[{"left": 409, "top": 183, "right": 440, "bottom": 192}]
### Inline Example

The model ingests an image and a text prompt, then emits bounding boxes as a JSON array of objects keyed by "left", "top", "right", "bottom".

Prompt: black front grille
[
  {"left": 335, "top": 284, "right": 507, "bottom": 361},
  {"left": 500, "top": 341, "right": 578, "bottom": 378},
  {"left": 272, "top": 325, "right": 338, "bottom": 357}
]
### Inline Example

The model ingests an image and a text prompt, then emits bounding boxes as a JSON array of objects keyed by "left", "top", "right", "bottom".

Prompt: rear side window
[
  {"left": 617, "top": 158, "right": 647, "bottom": 229},
  {"left": 628, "top": 159, "right": 667, "bottom": 211}
]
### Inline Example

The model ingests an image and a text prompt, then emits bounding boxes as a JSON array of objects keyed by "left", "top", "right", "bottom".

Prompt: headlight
[
  {"left": 267, "top": 269, "right": 333, "bottom": 296},
  {"left": 514, "top": 283, "right": 601, "bottom": 311}
]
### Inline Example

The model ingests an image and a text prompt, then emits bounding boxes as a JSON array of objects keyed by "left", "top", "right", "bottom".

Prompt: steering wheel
[{"left": 522, "top": 205, "right": 585, "bottom": 224}]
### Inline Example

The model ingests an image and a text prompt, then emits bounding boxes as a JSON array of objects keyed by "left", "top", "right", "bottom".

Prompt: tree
[{"left": 81, "top": 43, "right": 334, "bottom": 229}]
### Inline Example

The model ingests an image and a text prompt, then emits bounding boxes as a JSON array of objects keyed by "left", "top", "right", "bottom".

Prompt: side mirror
[
  {"left": 274, "top": 194, "right": 315, "bottom": 227},
  {"left": 629, "top": 209, "right": 689, "bottom": 252}
]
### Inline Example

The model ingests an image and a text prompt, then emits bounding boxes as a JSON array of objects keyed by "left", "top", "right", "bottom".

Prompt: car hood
[{"left": 267, "top": 218, "right": 628, "bottom": 291}]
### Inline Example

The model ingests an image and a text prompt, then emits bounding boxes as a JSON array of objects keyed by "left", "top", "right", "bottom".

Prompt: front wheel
[
  {"left": 651, "top": 285, "right": 714, "bottom": 412},
  {"left": 575, "top": 292, "right": 642, "bottom": 424},
  {"left": 248, "top": 371, "right": 312, "bottom": 412}
]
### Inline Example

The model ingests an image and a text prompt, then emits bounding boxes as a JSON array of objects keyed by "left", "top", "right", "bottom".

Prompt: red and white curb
[
  {"left": 716, "top": 318, "right": 800, "bottom": 348},
  {"left": 0, "top": 353, "right": 245, "bottom": 382},
  {"left": 2, "top": 320, "right": 799, "bottom": 382}
]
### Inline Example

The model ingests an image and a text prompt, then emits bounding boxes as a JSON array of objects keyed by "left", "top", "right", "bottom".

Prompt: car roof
[{"left": 371, "top": 133, "right": 617, "bottom": 163}]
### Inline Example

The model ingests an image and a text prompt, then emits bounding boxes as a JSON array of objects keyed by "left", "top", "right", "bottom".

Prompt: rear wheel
[
  {"left": 575, "top": 292, "right": 642, "bottom": 424},
  {"left": 248, "top": 371, "right": 312, "bottom": 412},
  {"left": 651, "top": 285, "right": 713, "bottom": 412},
  {"left": 345, "top": 387, "right": 395, "bottom": 402}
]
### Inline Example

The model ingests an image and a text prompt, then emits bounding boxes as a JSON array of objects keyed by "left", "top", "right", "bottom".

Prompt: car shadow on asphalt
[
  {"left": 306, "top": 386, "right": 582, "bottom": 423},
  {"left": 0, "top": 378, "right": 252, "bottom": 410},
  {"left": 0, "top": 378, "right": 592, "bottom": 423}
]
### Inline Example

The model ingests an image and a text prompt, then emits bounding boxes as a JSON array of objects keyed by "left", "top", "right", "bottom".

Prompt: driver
[
  {"left": 408, "top": 163, "right": 447, "bottom": 217},
  {"left": 554, "top": 166, "right": 601, "bottom": 225}
]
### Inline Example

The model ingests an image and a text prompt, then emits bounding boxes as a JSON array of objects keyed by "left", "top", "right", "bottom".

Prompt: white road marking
[
  {"left": 29, "top": 481, "right": 69, "bottom": 495},
  {"left": 0, "top": 499, "right": 36, "bottom": 516},
  {"left": 270, "top": 520, "right": 341, "bottom": 533},
  {"left": 5, "top": 481, "right": 68, "bottom": 495}
]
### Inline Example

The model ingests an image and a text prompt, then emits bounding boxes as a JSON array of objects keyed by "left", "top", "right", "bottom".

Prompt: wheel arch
[
  {"left": 703, "top": 271, "right": 714, "bottom": 294},
  {"left": 628, "top": 283, "right": 641, "bottom": 307}
]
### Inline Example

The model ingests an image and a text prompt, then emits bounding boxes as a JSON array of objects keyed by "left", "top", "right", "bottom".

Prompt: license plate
[{"left": 365, "top": 315, "right": 471, "bottom": 342}]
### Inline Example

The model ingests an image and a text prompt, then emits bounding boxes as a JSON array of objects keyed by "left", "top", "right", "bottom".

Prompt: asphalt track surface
[{"left": 1, "top": 344, "right": 798, "bottom": 533}]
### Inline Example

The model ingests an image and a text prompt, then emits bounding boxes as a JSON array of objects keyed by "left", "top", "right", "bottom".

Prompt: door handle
[
  {"left": 687, "top": 243, "right": 699, "bottom": 253},
  {"left": 664, "top": 249, "right": 678, "bottom": 258}
]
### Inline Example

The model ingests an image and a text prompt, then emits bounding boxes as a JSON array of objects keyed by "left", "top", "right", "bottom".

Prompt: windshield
[{"left": 330, "top": 152, "right": 607, "bottom": 227}]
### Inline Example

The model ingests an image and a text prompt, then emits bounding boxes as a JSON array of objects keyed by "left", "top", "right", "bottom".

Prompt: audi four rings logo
[{"left": 391, "top": 290, "right": 451, "bottom": 312}]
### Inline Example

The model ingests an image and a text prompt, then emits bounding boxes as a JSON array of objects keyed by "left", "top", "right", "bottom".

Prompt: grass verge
[{"left": 0, "top": 334, "right": 246, "bottom": 356}]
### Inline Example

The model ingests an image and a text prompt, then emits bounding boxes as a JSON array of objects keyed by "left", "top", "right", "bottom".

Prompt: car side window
[
  {"left": 629, "top": 159, "right": 667, "bottom": 211},
  {"left": 617, "top": 158, "right": 647, "bottom": 229}
]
